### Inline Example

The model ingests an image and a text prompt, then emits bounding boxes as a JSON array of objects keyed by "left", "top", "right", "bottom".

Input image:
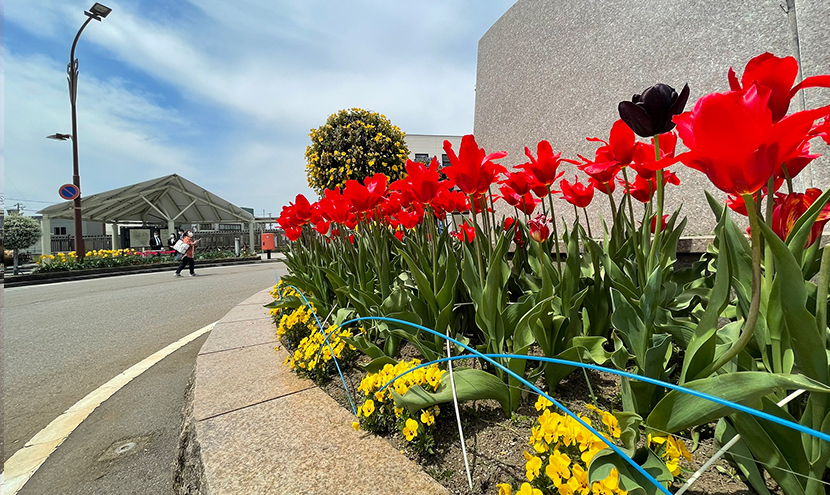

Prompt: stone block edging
[{"left": 186, "top": 287, "right": 447, "bottom": 495}]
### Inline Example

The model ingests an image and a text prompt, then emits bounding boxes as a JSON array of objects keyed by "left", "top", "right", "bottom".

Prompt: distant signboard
[
  {"left": 59, "top": 184, "right": 80, "bottom": 200},
  {"left": 130, "top": 229, "right": 151, "bottom": 248}
]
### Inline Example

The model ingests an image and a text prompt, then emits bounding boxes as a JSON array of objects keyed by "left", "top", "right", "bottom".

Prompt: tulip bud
[{"left": 528, "top": 215, "right": 551, "bottom": 243}]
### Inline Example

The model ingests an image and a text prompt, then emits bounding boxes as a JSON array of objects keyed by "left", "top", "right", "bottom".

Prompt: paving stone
[
  {"left": 196, "top": 387, "right": 448, "bottom": 495},
  {"left": 236, "top": 288, "right": 275, "bottom": 306},
  {"left": 216, "top": 303, "right": 273, "bottom": 323},
  {"left": 199, "top": 318, "right": 276, "bottom": 355},
  {"left": 193, "top": 344, "right": 313, "bottom": 421}
]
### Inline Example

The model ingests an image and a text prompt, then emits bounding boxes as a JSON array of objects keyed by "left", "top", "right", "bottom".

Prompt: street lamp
[{"left": 56, "top": 2, "right": 112, "bottom": 261}]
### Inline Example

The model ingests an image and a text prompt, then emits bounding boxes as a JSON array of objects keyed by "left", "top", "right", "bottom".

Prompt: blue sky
[{"left": 4, "top": 0, "right": 516, "bottom": 218}]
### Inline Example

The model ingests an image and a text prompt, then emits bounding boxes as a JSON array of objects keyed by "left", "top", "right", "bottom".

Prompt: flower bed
[
  {"left": 35, "top": 248, "right": 254, "bottom": 272},
  {"left": 268, "top": 52, "right": 830, "bottom": 495}
]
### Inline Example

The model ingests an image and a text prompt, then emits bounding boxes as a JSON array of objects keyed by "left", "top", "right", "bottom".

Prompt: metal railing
[{"left": 51, "top": 235, "right": 112, "bottom": 253}]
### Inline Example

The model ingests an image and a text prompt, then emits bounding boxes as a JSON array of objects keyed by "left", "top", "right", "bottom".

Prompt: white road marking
[{"left": 1, "top": 322, "right": 217, "bottom": 495}]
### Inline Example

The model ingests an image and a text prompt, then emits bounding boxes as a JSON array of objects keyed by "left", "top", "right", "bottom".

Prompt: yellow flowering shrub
[
  {"left": 304, "top": 108, "right": 410, "bottom": 195},
  {"left": 36, "top": 249, "right": 147, "bottom": 271},
  {"left": 354, "top": 359, "right": 444, "bottom": 455}
]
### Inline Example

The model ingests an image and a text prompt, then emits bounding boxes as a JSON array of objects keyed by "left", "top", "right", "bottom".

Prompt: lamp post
[{"left": 50, "top": 3, "right": 112, "bottom": 261}]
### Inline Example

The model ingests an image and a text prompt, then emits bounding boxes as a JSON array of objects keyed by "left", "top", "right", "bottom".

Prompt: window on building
[
  {"left": 54, "top": 227, "right": 67, "bottom": 235},
  {"left": 199, "top": 223, "right": 215, "bottom": 231},
  {"left": 219, "top": 223, "right": 243, "bottom": 231},
  {"left": 442, "top": 154, "right": 450, "bottom": 168},
  {"left": 414, "top": 153, "right": 429, "bottom": 163}
]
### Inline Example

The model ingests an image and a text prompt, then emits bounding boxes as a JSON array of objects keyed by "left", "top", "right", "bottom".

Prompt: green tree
[
  {"left": 5, "top": 214, "right": 41, "bottom": 275},
  {"left": 305, "top": 108, "right": 410, "bottom": 195}
]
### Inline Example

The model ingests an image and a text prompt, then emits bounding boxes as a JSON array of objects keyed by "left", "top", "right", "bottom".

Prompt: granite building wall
[{"left": 474, "top": 0, "right": 829, "bottom": 238}]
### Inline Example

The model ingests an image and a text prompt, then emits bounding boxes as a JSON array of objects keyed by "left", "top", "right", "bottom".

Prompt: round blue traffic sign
[{"left": 59, "top": 183, "right": 80, "bottom": 200}]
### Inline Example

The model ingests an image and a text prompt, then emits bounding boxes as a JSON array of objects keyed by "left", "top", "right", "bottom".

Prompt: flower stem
[
  {"left": 582, "top": 207, "right": 593, "bottom": 239},
  {"left": 649, "top": 134, "right": 665, "bottom": 272},
  {"left": 547, "top": 192, "right": 563, "bottom": 277},
  {"left": 470, "top": 195, "right": 486, "bottom": 288},
  {"left": 703, "top": 194, "right": 763, "bottom": 375}
]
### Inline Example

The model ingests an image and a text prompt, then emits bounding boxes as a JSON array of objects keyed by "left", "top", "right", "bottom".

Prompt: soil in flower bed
[{"left": 286, "top": 337, "right": 776, "bottom": 494}]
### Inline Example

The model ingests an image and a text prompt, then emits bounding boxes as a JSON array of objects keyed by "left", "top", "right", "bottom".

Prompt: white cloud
[
  {"left": 4, "top": 51, "right": 197, "bottom": 210},
  {"left": 4, "top": 0, "right": 517, "bottom": 214}
]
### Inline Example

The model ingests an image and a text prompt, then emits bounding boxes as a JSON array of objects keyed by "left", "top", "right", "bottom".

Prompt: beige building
[
  {"left": 473, "top": 0, "right": 829, "bottom": 240},
  {"left": 405, "top": 134, "right": 462, "bottom": 168}
]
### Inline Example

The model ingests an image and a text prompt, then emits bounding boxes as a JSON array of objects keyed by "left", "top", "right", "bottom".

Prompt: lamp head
[
  {"left": 86, "top": 3, "right": 112, "bottom": 20},
  {"left": 47, "top": 133, "right": 73, "bottom": 141}
]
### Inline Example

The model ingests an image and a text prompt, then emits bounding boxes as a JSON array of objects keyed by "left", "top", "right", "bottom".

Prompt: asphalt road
[{"left": 3, "top": 262, "right": 285, "bottom": 493}]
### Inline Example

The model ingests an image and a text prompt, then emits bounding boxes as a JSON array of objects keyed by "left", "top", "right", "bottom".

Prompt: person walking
[{"left": 174, "top": 230, "right": 200, "bottom": 277}]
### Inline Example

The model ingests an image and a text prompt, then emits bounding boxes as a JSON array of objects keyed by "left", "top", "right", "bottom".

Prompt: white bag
[{"left": 173, "top": 239, "right": 188, "bottom": 254}]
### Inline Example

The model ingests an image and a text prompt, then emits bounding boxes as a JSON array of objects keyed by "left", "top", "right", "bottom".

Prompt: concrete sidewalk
[{"left": 187, "top": 287, "right": 447, "bottom": 495}]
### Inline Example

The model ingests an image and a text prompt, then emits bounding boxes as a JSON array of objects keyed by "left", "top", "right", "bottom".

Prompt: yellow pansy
[{"left": 403, "top": 418, "right": 419, "bottom": 441}]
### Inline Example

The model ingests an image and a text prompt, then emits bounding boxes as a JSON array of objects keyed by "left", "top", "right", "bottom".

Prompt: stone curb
[
  {"left": 3, "top": 257, "right": 266, "bottom": 288},
  {"left": 184, "top": 287, "right": 448, "bottom": 495}
]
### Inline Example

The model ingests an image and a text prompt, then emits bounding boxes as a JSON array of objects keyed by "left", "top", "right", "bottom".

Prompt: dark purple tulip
[{"left": 618, "top": 83, "right": 690, "bottom": 137}]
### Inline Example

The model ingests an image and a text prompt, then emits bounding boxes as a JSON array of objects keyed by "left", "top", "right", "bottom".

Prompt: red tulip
[
  {"left": 588, "top": 177, "right": 616, "bottom": 196},
  {"left": 500, "top": 171, "right": 535, "bottom": 196},
  {"left": 780, "top": 140, "right": 819, "bottom": 180},
  {"left": 772, "top": 188, "right": 830, "bottom": 247},
  {"left": 452, "top": 222, "right": 476, "bottom": 243},
  {"left": 728, "top": 52, "right": 830, "bottom": 123},
  {"left": 380, "top": 190, "right": 405, "bottom": 218},
  {"left": 504, "top": 217, "right": 516, "bottom": 231},
  {"left": 519, "top": 140, "right": 572, "bottom": 187},
  {"left": 343, "top": 173, "right": 388, "bottom": 212},
  {"left": 559, "top": 176, "right": 595, "bottom": 208},
  {"left": 432, "top": 188, "right": 469, "bottom": 216},
  {"left": 291, "top": 194, "right": 312, "bottom": 223},
  {"left": 513, "top": 228, "right": 526, "bottom": 248},
  {"left": 319, "top": 188, "right": 353, "bottom": 224},
  {"left": 499, "top": 185, "right": 539, "bottom": 215},
  {"left": 285, "top": 226, "right": 303, "bottom": 241},
  {"left": 811, "top": 115, "right": 830, "bottom": 145},
  {"left": 443, "top": 135, "right": 507, "bottom": 196},
  {"left": 528, "top": 174, "right": 551, "bottom": 198},
  {"left": 621, "top": 171, "right": 680, "bottom": 203},
  {"left": 394, "top": 158, "right": 442, "bottom": 205},
  {"left": 314, "top": 220, "right": 330, "bottom": 235},
  {"left": 726, "top": 179, "right": 784, "bottom": 217},
  {"left": 578, "top": 120, "right": 635, "bottom": 188},
  {"left": 649, "top": 215, "right": 669, "bottom": 234},
  {"left": 631, "top": 132, "right": 678, "bottom": 179},
  {"left": 672, "top": 83, "right": 830, "bottom": 196},
  {"left": 528, "top": 215, "right": 551, "bottom": 243},
  {"left": 397, "top": 204, "right": 424, "bottom": 230},
  {"left": 726, "top": 195, "right": 749, "bottom": 216},
  {"left": 394, "top": 230, "right": 405, "bottom": 242}
]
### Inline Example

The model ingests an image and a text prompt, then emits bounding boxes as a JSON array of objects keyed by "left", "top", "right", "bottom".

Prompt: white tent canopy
[{"left": 38, "top": 174, "right": 256, "bottom": 253}]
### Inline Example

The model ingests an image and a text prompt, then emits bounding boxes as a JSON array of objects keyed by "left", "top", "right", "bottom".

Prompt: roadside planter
[{"left": 268, "top": 52, "right": 830, "bottom": 495}]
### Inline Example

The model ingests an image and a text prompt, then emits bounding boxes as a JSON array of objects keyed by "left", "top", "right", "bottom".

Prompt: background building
[
  {"left": 405, "top": 134, "right": 462, "bottom": 167},
  {"left": 474, "top": 0, "right": 829, "bottom": 238}
]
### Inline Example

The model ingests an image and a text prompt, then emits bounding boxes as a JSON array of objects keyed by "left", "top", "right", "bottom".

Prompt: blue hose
[
  {"left": 274, "top": 282, "right": 357, "bottom": 416},
  {"left": 340, "top": 316, "right": 672, "bottom": 495}
]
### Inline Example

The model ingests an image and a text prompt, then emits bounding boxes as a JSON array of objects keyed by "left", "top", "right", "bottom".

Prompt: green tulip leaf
[
  {"left": 392, "top": 367, "right": 512, "bottom": 415},
  {"left": 647, "top": 372, "right": 830, "bottom": 433}
]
